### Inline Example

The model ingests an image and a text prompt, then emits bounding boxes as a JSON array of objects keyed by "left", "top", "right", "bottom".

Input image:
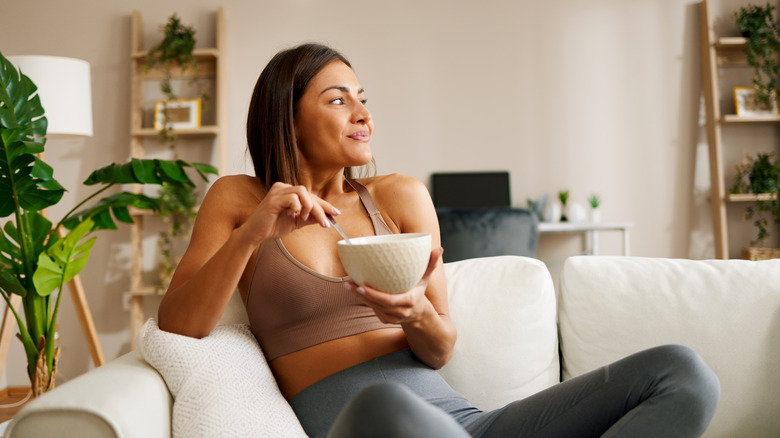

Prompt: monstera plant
[{"left": 0, "top": 52, "right": 217, "bottom": 395}]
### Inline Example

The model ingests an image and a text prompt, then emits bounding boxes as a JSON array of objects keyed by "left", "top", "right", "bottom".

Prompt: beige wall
[{"left": 0, "top": 0, "right": 773, "bottom": 385}]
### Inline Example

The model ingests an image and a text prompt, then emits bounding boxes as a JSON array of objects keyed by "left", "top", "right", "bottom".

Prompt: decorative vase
[
  {"left": 590, "top": 208, "right": 601, "bottom": 223},
  {"left": 543, "top": 202, "right": 561, "bottom": 222},
  {"left": 568, "top": 202, "right": 587, "bottom": 222}
]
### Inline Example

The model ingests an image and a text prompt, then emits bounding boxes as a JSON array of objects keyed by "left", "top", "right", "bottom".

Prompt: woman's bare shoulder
[
  {"left": 204, "top": 175, "right": 263, "bottom": 202},
  {"left": 208, "top": 174, "right": 262, "bottom": 193},
  {"left": 199, "top": 175, "right": 264, "bottom": 223},
  {"left": 363, "top": 173, "right": 429, "bottom": 203},
  {"left": 359, "top": 174, "right": 435, "bottom": 232}
]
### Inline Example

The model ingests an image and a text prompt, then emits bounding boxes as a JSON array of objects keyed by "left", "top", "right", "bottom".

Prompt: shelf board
[
  {"left": 537, "top": 221, "right": 634, "bottom": 233},
  {"left": 714, "top": 37, "right": 748, "bottom": 65},
  {"left": 132, "top": 125, "right": 219, "bottom": 137},
  {"left": 132, "top": 47, "right": 218, "bottom": 61},
  {"left": 715, "top": 37, "right": 747, "bottom": 48},
  {"left": 722, "top": 114, "right": 780, "bottom": 123},
  {"left": 728, "top": 193, "right": 778, "bottom": 202},
  {"left": 133, "top": 49, "right": 218, "bottom": 78},
  {"left": 129, "top": 205, "right": 200, "bottom": 216},
  {"left": 129, "top": 286, "right": 165, "bottom": 296}
]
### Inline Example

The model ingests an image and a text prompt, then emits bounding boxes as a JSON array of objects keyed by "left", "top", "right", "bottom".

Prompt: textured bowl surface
[{"left": 337, "top": 233, "right": 432, "bottom": 293}]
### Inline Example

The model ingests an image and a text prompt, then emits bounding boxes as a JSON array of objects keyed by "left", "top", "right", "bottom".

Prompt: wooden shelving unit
[
  {"left": 699, "top": 0, "right": 779, "bottom": 259},
  {"left": 128, "top": 8, "right": 227, "bottom": 346}
]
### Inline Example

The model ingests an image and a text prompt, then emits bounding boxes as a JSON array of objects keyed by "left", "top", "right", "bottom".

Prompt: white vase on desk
[
  {"left": 543, "top": 202, "right": 561, "bottom": 222},
  {"left": 590, "top": 208, "right": 601, "bottom": 223},
  {"left": 569, "top": 202, "right": 587, "bottom": 222}
]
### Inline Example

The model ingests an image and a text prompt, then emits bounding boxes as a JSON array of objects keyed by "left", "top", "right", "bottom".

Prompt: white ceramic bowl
[{"left": 337, "top": 233, "right": 432, "bottom": 293}]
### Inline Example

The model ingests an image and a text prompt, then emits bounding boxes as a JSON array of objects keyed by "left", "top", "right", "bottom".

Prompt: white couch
[{"left": 5, "top": 255, "right": 780, "bottom": 437}]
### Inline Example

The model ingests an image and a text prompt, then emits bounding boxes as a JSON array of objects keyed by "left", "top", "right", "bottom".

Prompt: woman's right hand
[{"left": 240, "top": 181, "right": 340, "bottom": 244}]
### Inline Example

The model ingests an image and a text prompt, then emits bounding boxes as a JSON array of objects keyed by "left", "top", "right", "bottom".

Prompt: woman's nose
[{"left": 353, "top": 103, "right": 371, "bottom": 124}]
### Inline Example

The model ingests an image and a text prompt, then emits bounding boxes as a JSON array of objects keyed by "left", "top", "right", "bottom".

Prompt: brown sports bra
[{"left": 245, "top": 179, "right": 401, "bottom": 361}]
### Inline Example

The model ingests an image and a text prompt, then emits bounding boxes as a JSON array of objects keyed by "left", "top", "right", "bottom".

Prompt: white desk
[{"left": 537, "top": 221, "right": 634, "bottom": 256}]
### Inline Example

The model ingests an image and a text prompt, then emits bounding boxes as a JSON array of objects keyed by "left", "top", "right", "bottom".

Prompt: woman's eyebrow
[{"left": 320, "top": 85, "right": 365, "bottom": 95}]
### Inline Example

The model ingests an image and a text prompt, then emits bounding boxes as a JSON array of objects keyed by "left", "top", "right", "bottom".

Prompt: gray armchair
[{"left": 436, "top": 208, "right": 539, "bottom": 263}]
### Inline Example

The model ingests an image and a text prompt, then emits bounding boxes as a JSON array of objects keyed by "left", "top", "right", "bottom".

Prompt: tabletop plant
[
  {"left": 144, "top": 13, "right": 209, "bottom": 288},
  {"left": 733, "top": 3, "right": 780, "bottom": 105},
  {"left": 587, "top": 194, "right": 601, "bottom": 209},
  {"left": 558, "top": 190, "right": 570, "bottom": 222},
  {"left": 588, "top": 194, "right": 601, "bottom": 222},
  {"left": 0, "top": 52, "right": 217, "bottom": 395}
]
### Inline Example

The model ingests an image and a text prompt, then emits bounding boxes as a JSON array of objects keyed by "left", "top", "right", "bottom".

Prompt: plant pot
[
  {"left": 32, "top": 341, "right": 60, "bottom": 398},
  {"left": 742, "top": 247, "right": 780, "bottom": 260},
  {"left": 590, "top": 208, "right": 601, "bottom": 223}
]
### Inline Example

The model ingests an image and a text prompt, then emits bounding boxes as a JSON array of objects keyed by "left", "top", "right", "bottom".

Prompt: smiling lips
[{"left": 348, "top": 131, "right": 370, "bottom": 142}]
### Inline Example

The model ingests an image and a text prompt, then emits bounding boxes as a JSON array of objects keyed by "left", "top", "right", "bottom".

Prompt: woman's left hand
[{"left": 345, "top": 248, "right": 443, "bottom": 325}]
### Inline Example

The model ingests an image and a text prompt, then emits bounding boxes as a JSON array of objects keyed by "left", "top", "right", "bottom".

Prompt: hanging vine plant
[
  {"left": 734, "top": 3, "right": 780, "bottom": 105},
  {"left": 144, "top": 13, "right": 210, "bottom": 288}
]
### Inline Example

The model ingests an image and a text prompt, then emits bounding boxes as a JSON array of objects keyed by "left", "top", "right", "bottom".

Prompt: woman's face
[{"left": 294, "top": 60, "right": 373, "bottom": 171}]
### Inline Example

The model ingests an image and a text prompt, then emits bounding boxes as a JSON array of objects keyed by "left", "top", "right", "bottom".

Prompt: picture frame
[
  {"left": 733, "top": 87, "right": 779, "bottom": 116},
  {"left": 154, "top": 98, "right": 202, "bottom": 130}
]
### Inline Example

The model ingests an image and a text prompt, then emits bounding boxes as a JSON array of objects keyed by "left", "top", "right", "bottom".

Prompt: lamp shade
[{"left": 6, "top": 55, "right": 93, "bottom": 137}]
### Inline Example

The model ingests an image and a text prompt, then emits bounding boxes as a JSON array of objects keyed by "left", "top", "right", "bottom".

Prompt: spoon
[{"left": 326, "top": 213, "right": 352, "bottom": 244}]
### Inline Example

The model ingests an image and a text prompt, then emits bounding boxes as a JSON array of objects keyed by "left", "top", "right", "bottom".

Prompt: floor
[{"left": 0, "top": 387, "right": 31, "bottom": 424}]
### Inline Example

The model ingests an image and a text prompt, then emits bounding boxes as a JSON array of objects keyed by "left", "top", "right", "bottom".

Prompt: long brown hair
[{"left": 246, "top": 43, "right": 373, "bottom": 190}]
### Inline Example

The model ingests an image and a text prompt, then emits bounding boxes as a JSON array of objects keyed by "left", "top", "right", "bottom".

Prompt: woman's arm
[
  {"left": 348, "top": 174, "right": 457, "bottom": 368},
  {"left": 158, "top": 176, "right": 338, "bottom": 338}
]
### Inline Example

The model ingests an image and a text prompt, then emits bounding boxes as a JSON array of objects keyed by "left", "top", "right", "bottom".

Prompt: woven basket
[{"left": 742, "top": 247, "right": 780, "bottom": 261}]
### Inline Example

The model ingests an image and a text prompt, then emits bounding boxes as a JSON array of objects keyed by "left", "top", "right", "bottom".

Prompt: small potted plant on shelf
[
  {"left": 733, "top": 3, "right": 780, "bottom": 106},
  {"left": 145, "top": 13, "right": 210, "bottom": 288},
  {"left": 731, "top": 152, "right": 780, "bottom": 260},
  {"left": 588, "top": 194, "right": 601, "bottom": 223},
  {"left": 0, "top": 53, "right": 217, "bottom": 395},
  {"left": 558, "top": 190, "right": 570, "bottom": 222}
]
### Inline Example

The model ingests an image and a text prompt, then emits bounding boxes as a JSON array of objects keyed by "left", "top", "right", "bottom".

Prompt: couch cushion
[
  {"left": 436, "top": 208, "right": 539, "bottom": 262},
  {"left": 137, "top": 319, "right": 307, "bottom": 438},
  {"left": 439, "top": 256, "right": 559, "bottom": 411},
  {"left": 558, "top": 256, "right": 780, "bottom": 438}
]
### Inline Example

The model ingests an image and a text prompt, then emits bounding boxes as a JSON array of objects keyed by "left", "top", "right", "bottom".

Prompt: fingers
[
  {"left": 418, "top": 247, "right": 443, "bottom": 286},
  {"left": 270, "top": 182, "right": 341, "bottom": 228},
  {"left": 345, "top": 282, "right": 412, "bottom": 323}
]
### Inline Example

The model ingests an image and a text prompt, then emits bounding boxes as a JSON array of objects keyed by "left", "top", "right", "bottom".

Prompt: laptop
[{"left": 431, "top": 172, "right": 511, "bottom": 209}]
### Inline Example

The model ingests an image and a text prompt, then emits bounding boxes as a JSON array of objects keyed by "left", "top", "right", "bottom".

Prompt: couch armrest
[{"left": 5, "top": 350, "right": 172, "bottom": 438}]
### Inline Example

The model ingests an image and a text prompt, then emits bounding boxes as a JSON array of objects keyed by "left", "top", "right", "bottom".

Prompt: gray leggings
[{"left": 290, "top": 345, "right": 720, "bottom": 438}]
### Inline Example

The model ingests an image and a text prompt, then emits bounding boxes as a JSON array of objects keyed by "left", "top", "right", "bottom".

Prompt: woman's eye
[
  {"left": 330, "top": 97, "right": 344, "bottom": 104},
  {"left": 360, "top": 98, "right": 368, "bottom": 105}
]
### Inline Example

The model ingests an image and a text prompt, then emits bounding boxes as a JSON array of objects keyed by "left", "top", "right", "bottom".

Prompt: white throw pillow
[
  {"left": 137, "top": 318, "right": 308, "bottom": 438},
  {"left": 439, "top": 256, "right": 560, "bottom": 411}
]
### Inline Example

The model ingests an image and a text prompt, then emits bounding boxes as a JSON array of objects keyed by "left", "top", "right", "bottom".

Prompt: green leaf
[
  {"left": 0, "top": 271, "right": 25, "bottom": 297},
  {"left": 111, "top": 205, "right": 133, "bottom": 224},
  {"left": 131, "top": 158, "right": 161, "bottom": 184},
  {"left": 27, "top": 211, "right": 53, "bottom": 255},
  {"left": 189, "top": 161, "right": 218, "bottom": 180},
  {"left": 33, "top": 219, "right": 95, "bottom": 297},
  {"left": 61, "top": 192, "right": 160, "bottom": 231},
  {"left": 0, "top": 54, "right": 63, "bottom": 217},
  {"left": 83, "top": 158, "right": 208, "bottom": 187},
  {"left": 158, "top": 159, "right": 193, "bottom": 184},
  {"left": 30, "top": 156, "right": 53, "bottom": 180}
]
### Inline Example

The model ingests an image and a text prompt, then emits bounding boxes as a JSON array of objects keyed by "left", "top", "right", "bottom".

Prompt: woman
[{"left": 158, "top": 43, "right": 720, "bottom": 438}]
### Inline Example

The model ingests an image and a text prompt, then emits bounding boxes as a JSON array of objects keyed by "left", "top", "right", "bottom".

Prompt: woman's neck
[{"left": 297, "top": 169, "right": 347, "bottom": 198}]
